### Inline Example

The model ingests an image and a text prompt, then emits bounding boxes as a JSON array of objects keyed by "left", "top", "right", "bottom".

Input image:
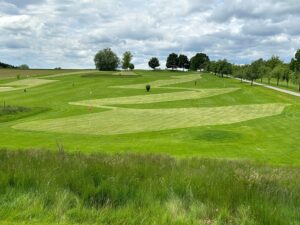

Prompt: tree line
[
  {"left": 0, "top": 62, "right": 30, "bottom": 70},
  {"left": 95, "top": 48, "right": 300, "bottom": 91}
]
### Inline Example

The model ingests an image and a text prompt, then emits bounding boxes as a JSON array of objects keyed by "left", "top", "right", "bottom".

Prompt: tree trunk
[
  {"left": 261, "top": 77, "right": 263, "bottom": 83},
  {"left": 277, "top": 79, "right": 279, "bottom": 86},
  {"left": 240, "top": 78, "right": 242, "bottom": 83},
  {"left": 251, "top": 80, "right": 253, "bottom": 86}
]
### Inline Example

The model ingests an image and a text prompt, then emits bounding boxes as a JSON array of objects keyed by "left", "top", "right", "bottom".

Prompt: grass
[
  {"left": 70, "top": 88, "right": 239, "bottom": 108},
  {"left": 0, "top": 150, "right": 299, "bottom": 225},
  {"left": 1, "top": 69, "right": 300, "bottom": 224},
  {"left": 0, "top": 70, "right": 299, "bottom": 165},
  {"left": 13, "top": 103, "right": 287, "bottom": 135},
  {"left": 0, "top": 105, "right": 48, "bottom": 123},
  {"left": 0, "top": 69, "right": 82, "bottom": 80}
]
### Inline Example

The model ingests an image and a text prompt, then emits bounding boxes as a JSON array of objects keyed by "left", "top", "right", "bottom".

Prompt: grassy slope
[
  {"left": 0, "top": 150, "right": 299, "bottom": 225},
  {"left": 0, "top": 70, "right": 299, "bottom": 165},
  {"left": 0, "top": 69, "right": 85, "bottom": 80}
]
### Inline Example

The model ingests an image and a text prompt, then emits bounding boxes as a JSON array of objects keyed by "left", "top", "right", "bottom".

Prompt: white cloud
[{"left": 0, "top": 0, "right": 300, "bottom": 68}]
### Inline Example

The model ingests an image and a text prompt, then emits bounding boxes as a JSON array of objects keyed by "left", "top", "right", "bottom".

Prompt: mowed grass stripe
[
  {"left": 0, "top": 78, "right": 58, "bottom": 92},
  {"left": 3, "top": 78, "right": 57, "bottom": 87},
  {"left": 113, "top": 74, "right": 201, "bottom": 89},
  {"left": 13, "top": 103, "right": 287, "bottom": 135},
  {"left": 70, "top": 88, "right": 240, "bottom": 108}
]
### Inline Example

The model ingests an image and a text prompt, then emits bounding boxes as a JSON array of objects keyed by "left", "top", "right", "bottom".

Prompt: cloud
[{"left": 0, "top": 0, "right": 299, "bottom": 68}]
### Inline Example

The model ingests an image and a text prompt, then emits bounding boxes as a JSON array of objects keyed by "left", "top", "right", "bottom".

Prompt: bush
[{"left": 146, "top": 84, "right": 151, "bottom": 92}]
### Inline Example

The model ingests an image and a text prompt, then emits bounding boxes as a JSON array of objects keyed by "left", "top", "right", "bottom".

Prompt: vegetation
[
  {"left": 0, "top": 149, "right": 299, "bottom": 225},
  {"left": 190, "top": 53, "right": 210, "bottom": 71},
  {"left": 0, "top": 70, "right": 299, "bottom": 165},
  {"left": 19, "top": 64, "right": 30, "bottom": 70},
  {"left": 121, "top": 51, "right": 133, "bottom": 70},
  {"left": 94, "top": 48, "right": 120, "bottom": 71},
  {"left": 148, "top": 57, "right": 160, "bottom": 70},
  {"left": 166, "top": 53, "right": 179, "bottom": 70}
]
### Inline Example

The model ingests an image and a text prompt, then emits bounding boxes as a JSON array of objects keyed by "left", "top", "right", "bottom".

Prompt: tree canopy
[
  {"left": 166, "top": 53, "right": 179, "bottom": 70},
  {"left": 94, "top": 48, "right": 120, "bottom": 71},
  {"left": 122, "top": 51, "right": 133, "bottom": 70},
  {"left": 148, "top": 57, "right": 160, "bottom": 70},
  {"left": 178, "top": 54, "right": 189, "bottom": 70},
  {"left": 190, "top": 53, "right": 210, "bottom": 71}
]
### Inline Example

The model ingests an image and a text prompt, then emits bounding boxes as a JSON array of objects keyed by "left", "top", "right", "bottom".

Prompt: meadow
[{"left": 0, "top": 69, "right": 300, "bottom": 224}]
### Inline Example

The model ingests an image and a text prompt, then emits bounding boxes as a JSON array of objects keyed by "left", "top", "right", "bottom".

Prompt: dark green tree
[
  {"left": 148, "top": 57, "right": 160, "bottom": 70},
  {"left": 129, "top": 63, "right": 134, "bottom": 70},
  {"left": 190, "top": 53, "right": 210, "bottom": 71},
  {"left": 166, "top": 53, "right": 179, "bottom": 70},
  {"left": 178, "top": 54, "right": 189, "bottom": 71},
  {"left": 94, "top": 48, "right": 120, "bottom": 71}
]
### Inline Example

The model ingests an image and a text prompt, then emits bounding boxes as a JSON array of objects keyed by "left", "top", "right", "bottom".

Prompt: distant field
[{"left": 0, "top": 69, "right": 87, "bottom": 79}]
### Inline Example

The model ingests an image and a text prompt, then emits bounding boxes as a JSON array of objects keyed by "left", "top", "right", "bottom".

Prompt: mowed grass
[
  {"left": 113, "top": 73, "right": 201, "bottom": 89},
  {"left": 70, "top": 88, "right": 239, "bottom": 108},
  {"left": 0, "top": 69, "right": 82, "bottom": 79},
  {"left": 14, "top": 103, "right": 287, "bottom": 135},
  {"left": 0, "top": 150, "right": 299, "bottom": 225},
  {"left": 0, "top": 78, "right": 58, "bottom": 92},
  {"left": 0, "top": 70, "right": 299, "bottom": 165}
]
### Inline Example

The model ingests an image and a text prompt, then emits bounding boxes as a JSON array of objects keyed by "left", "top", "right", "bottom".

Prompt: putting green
[
  {"left": 70, "top": 88, "right": 239, "bottom": 108},
  {"left": 113, "top": 74, "right": 201, "bottom": 89},
  {"left": 13, "top": 103, "right": 287, "bottom": 135}
]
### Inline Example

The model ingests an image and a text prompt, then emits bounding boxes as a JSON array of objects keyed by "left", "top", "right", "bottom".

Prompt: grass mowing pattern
[
  {"left": 13, "top": 103, "right": 287, "bottom": 135},
  {"left": 70, "top": 88, "right": 239, "bottom": 108},
  {"left": 0, "top": 78, "right": 57, "bottom": 92},
  {"left": 0, "top": 150, "right": 299, "bottom": 225},
  {"left": 113, "top": 74, "right": 201, "bottom": 89}
]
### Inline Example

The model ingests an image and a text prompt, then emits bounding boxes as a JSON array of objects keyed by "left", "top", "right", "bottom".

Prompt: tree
[
  {"left": 216, "top": 59, "right": 232, "bottom": 77},
  {"left": 166, "top": 53, "right": 179, "bottom": 70},
  {"left": 266, "top": 56, "right": 283, "bottom": 70},
  {"left": 122, "top": 51, "right": 133, "bottom": 70},
  {"left": 271, "top": 65, "right": 289, "bottom": 86},
  {"left": 19, "top": 64, "right": 29, "bottom": 70},
  {"left": 94, "top": 48, "right": 120, "bottom": 71},
  {"left": 245, "top": 63, "right": 260, "bottom": 85},
  {"left": 129, "top": 63, "right": 134, "bottom": 70},
  {"left": 178, "top": 54, "right": 189, "bottom": 71},
  {"left": 290, "top": 49, "right": 300, "bottom": 72},
  {"left": 148, "top": 57, "right": 160, "bottom": 70},
  {"left": 291, "top": 72, "right": 300, "bottom": 92},
  {"left": 190, "top": 53, "right": 210, "bottom": 71}
]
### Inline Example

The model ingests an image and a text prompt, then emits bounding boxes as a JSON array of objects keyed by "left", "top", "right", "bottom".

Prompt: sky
[{"left": 0, "top": 0, "right": 300, "bottom": 69}]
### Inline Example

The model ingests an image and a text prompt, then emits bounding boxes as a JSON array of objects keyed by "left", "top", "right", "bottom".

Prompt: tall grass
[{"left": 0, "top": 150, "right": 299, "bottom": 225}]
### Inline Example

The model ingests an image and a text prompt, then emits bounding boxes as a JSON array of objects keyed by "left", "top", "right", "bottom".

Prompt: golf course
[{"left": 0, "top": 69, "right": 299, "bottom": 224}]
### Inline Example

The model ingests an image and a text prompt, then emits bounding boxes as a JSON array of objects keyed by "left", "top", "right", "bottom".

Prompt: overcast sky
[{"left": 1, "top": 0, "right": 300, "bottom": 69}]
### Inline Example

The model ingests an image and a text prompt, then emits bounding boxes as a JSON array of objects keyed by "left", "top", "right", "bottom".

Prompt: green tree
[
  {"left": 94, "top": 48, "right": 119, "bottom": 71},
  {"left": 271, "top": 65, "right": 289, "bottom": 86},
  {"left": 291, "top": 72, "right": 300, "bottom": 92},
  {"left": 19, "top": 64, "right": 29, "bottom": 70},
  {"left": 266, "top": 56, "right": 283, "bottom": 70},
  {"left": 245, "top": 63, "right": 260, "bottom": 86},
  {"left": 178, "top": 54, "right": 189, "bottom": 71},
  {"left": 122, "top": 51, "right": 133, "bottom": 70},
  {"left": 216, "top": 59, "right": 232, "bottom": 77},
  {"left": 129, "top": 63, "right": 134, "bottom": 70},
  {"left": 148, "top": 57, "right": 160, "bottom": 70},
  {"left": 166, "top": 53, "right": 179, "bottom": 70},
  {"left": 190, "top": 53, "right": 210, "bottom": 71}
]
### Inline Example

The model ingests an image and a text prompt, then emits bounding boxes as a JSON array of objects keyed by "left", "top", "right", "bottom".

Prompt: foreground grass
[{"left": 0, "top": 150, "right": 299, "bottom": 225}]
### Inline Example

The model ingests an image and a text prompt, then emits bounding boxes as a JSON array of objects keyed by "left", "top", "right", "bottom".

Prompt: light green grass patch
[
  {"left": 70, "top": 88, "right": 239, "bottom": 108},
  {"left": 113, "top": 71, "right": 137, "bottom": 76},
  {"left": 13, "top": 103, "right": 287, "bottom": 135},
  {"left": 0, "top": 78, "right": 58, "bottom": 92},
  {"left": 113, "top": 74, "right": 201, "bottom": 89},
  {"left": 3, "top": 78, "right": 57, "bottom": 87}
]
